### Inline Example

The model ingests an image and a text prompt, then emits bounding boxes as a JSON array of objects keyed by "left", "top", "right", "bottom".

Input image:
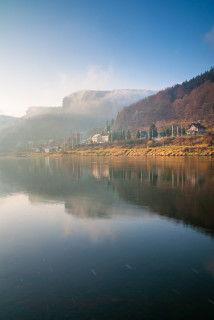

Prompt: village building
[
  {"left": 187, "top": 123, "right": 206, "bottom": 135},
  {"left": 92, "top": 134, "right": 109, "bottom": 143},
  {"left": 92, "top": 134, "right": 103, "bottom": 143},
  {"left": 102, "top": 135, "right": 109, "bottom": 142},
  {"left": 140, "top": 131, "right": 148, "bottom": 139},
  {"left": 44, "top": 146, "right": 55, "bottom": 153}
]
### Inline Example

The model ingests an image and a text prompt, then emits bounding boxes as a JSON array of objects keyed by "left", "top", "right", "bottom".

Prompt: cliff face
[{"left": 113, "top": 69, "right": 214, "bottom": 131}]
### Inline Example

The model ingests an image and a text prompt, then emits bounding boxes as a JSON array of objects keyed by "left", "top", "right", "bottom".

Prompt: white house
[{"left": 187, "top": 123, "right": 206, "bottom": 135}]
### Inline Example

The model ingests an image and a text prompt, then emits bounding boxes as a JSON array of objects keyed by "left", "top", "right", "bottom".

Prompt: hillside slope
[
  {"left": 0, "top": 90, "right": 156, "bottom": 152},
  {"left": 0, "top": 89, "right": 155, "bottom": 152},
  {"left": 0, "top": 115, "right": 17, "bottom": 130},
  {"left": 114, "top": 68, "right": 214, "bottom": 131},
  {"left": 0, "top": 114, "right": 106, "bottom": 152}
]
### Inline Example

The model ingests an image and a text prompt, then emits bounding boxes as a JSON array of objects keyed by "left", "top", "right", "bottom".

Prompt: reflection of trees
[
  {"left": 0, "top": 158, "right": 84, "bottom": 198},
  {"left": 0, "top": 158, "right": 119, "bottom": 218},
  {"left": 108, "top": 158, "right": 214, "bottom": 235},
  {"left": 0, "top": 157, "right": 213, "bottom": 236}
]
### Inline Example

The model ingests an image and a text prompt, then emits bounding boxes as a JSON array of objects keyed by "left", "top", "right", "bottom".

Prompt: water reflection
[
  {"left": 0, "top": 157, "right": 214, "bottom": 319},
  {"left": 0, "top": 157, "right": 213, "bottom": 235}
]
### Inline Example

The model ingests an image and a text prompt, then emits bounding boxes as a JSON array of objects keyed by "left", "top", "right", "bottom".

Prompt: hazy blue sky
[{"left": 0, "top": 0, "right": 214, "bottom": 116}]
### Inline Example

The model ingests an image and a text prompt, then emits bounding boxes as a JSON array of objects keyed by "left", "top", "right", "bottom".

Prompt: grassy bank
[
  {"left": 65, "top": 135, "right": 214, "bottom": 157},
  {"left": 42, "top": 135, "right": 214, "bottom": 157},
  {"left": 67, "top": 145, "right": 214, "bottom": 157},
  {"left": 6, "top": 135, "right": 212, "bottom": 158}
]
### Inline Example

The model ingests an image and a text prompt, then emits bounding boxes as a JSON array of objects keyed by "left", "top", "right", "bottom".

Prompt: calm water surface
[{"left": 0, "top": 157, "right": 213, "bottom": 319}]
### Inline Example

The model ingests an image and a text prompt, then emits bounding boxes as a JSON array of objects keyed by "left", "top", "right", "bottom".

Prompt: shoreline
[
  {"left": 1, "top": 136, "right": 214, "bottom": 158},
  {"left": 7, "top": 145, "right": 213, "bottom": 158},
  {"left": 64, "top": 145, "right": 214, "bottom": 157}
]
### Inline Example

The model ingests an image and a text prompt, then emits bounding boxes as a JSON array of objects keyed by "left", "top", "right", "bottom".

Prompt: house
[
  {"left": 140, "top": 131, "right": 147, "bottom": 139},
  {"left": 92, "top": 134, "right": 109, "bottom": 143},
  {"left": 102, "top": 135, "right": 109, "bottom": 142},
  {"left": 187, "top": 123, "right": 206, "bottom": 135},
  {"left": 92, "top": 134, "right": 103, "bottom": 143},
  {"left": 44, "top": 147, "right": 54, "bottom": 153}
]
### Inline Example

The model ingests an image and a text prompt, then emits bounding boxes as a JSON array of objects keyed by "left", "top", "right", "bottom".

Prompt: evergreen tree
[
  {"left": 122, "top": 130, "right": 125, "bottom": 140},
  {"left": 166, "top": 128, "right": 170, "bottom": 136},
  {"left": 106, "top": 120, "right": 110, "bottom": 132},
  {"left": 118, "top": 131, "right": 122, "bottom": 140},
  {"left": 136, "top": 130, "right": 140, "bottom": 139},
  {"left": 109, "top": 132, "right": 112, "bottom": 141},
  {"left": 127, "top": 130, "right": 131, "bottom": 140},
  {"left": 149, "top": 124, "right": 158, "bottom": 138}
]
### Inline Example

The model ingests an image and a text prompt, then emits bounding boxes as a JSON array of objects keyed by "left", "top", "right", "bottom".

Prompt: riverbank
[
  {"left": 1, "top": 135, "right": 213, "bottom": 157},
  {"left": 66, "top": 145, "right": 214, "bottom": 157},
  {"left": 58, "top": 135, "right": 214, "bottom": 157},
  {"left": 31, "top": 136, "right": 214, "bottom": 157}
]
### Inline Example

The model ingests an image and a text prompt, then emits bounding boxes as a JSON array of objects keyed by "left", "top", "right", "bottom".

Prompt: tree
[
  {"left": 109, "top": 132, "right": 112, "bottom": 142},
  {"left": 127, "top": 130, "right": 131, "bottom": 140},
  {"left": 122, "top": 130, "right": 125, "bottom": 140},
  {"left": 106, "top": 120, "right": 110, "bottom": 132},
  {"left": 136, "top": 130, "right": 140, "bottom": 139},
  {"left": 149, "top": 124, "right": 158, "bottom": 138},
  {"left": 112, "top": 131, "right": 118, "bottom": 141},
  {"left": 166, "top": 128, "right": 170, "bottom": 136},
  {"left": 160, "top": 129, "right": 166, "bottom": 137},
  {"left": 118, "top": 131, "right": 122, "bottom": 140}
]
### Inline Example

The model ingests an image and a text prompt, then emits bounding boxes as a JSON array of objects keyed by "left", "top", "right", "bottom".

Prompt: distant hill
[
  {"left": 0, "top": 89, "right": 155, "bottom": 152},
  {"left": 0, "top": 114, "right": 106, "bottom": 152},
  {"left": 0, "top": 115, "right": 17, "bottom": 130},
  {"left": 113, "top": 68, "right": 214, "bottom": 131},
  {"left": 25, "top": 106, "right": 61, "bottom": 118}
]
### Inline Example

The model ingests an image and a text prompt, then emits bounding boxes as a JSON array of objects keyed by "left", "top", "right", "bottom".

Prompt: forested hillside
[{"left": 114, "top": 68, "right": 214, "bottom": 131}]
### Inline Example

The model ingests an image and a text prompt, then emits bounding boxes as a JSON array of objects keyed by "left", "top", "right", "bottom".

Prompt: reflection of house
[
  {"left": 140, "top": 131, "right": 147, "bottom": 139},
  {"left": 92, "top": 164, "right": 109, "bottom": 179},
  {"left": 92, "top": 134, "right": 109, "bottom": 143},
  {"left": 187, "top": 123, "right": 206, "bottom": 135}
]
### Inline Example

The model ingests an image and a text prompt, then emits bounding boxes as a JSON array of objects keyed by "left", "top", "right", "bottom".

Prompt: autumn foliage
[{"left": 114, "top": 68, "right": 214, "bottom": 131}]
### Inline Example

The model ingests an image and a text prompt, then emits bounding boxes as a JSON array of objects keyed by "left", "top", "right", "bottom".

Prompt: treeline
[
  {"left": 113, "top": 67, "right": 214, "bottom": 132},
  {"left": 109, "top": 123, "right": 188, "bottom": 142},
  {"left": 168, "top": 67, "right": 214, "bottom": 101},
  {"left": 160, "top": 124, "right": 186, "bottom": 137},
  {"left": 109, "top": 130, "right": 131, "bottom": 141},
  {"left": 182, "top": 67, "right": 214, "bottom": 91}
]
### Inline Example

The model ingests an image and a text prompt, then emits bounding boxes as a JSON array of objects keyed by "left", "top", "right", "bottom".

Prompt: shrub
[{"left": 147, "top": 140, "right": 154, "bottom": 147}]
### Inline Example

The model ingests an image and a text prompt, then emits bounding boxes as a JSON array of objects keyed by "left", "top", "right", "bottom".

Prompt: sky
[{"left": 0, "top": 0, "right": 214, "bottom": 117}]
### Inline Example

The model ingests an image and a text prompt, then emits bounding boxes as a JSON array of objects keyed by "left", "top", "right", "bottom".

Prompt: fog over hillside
[
  {"left": 0, "top": 89, "right": 155, "bottom": 152},
  {"left": 0, "top": 115, "right": 17, "bottom": 130},
  {"left": 25, "top": 89, "right": 156, "bottom": 119},
  {"left": 62, "top": 89, "right": 156, "bottom": 118}
]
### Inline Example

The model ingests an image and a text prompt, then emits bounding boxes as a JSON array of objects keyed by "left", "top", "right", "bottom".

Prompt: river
[{"left": 0, "top": 157, "right": 213, "bottom": 319}]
